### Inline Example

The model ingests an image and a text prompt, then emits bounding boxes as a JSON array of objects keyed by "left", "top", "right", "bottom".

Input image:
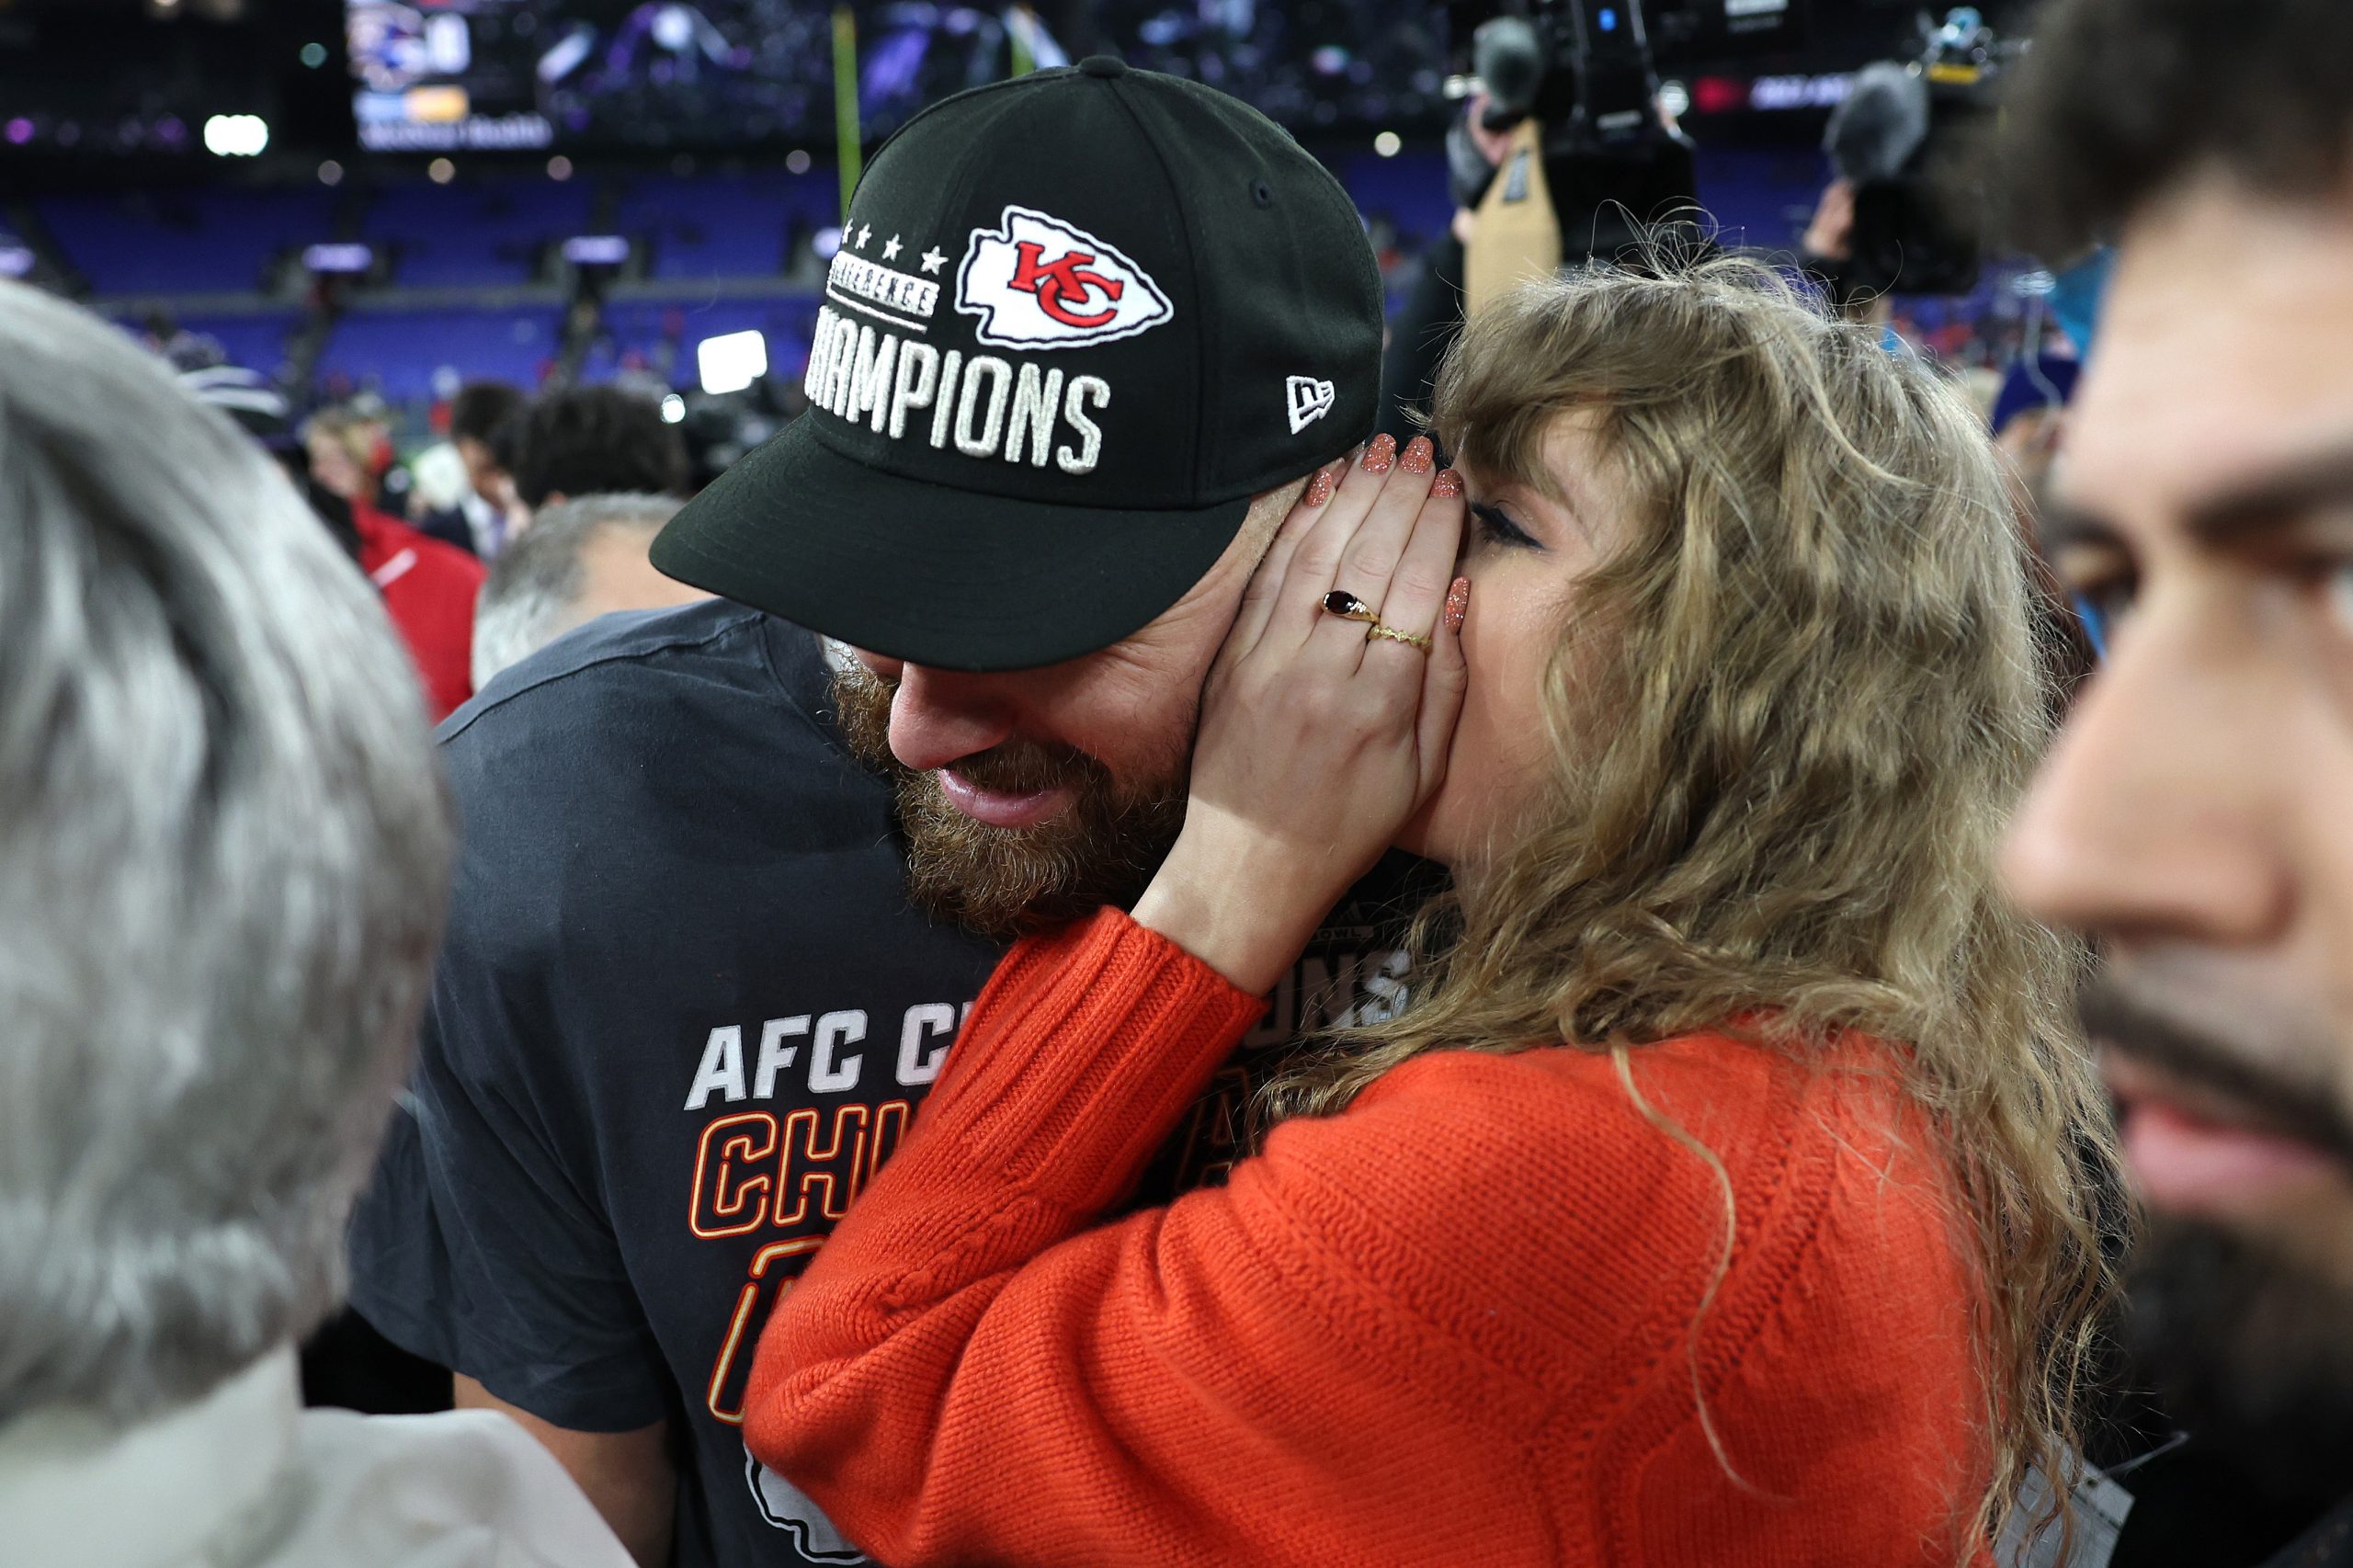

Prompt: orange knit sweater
[{"left": 744, "top": 908, "right": 1992, "bottom": 1567}]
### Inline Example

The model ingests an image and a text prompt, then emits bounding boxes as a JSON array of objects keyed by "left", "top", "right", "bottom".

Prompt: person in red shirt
[
  {"left": 350, "top": 496, "right": 483, "bottom": 723},
  {"left": 182, "top": 373, "right": 484, "bottom": 723},
  {"left": 302, "top": 408, "right": 484, "bottom": 722},
  {"left": 742, "top": 258, "right": 2118, "bottom": 1565}
]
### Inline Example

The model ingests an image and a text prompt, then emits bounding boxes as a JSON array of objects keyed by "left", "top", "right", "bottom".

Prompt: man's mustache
[
  {"left": 835, "top": 663, "right": 1126, "bottom": 801},
  {"left": 949, "top": 740, "right": 1103, "bottom": 796},
  {"left": 2081, "top": 976, "right": 2353, "bottom": 1166}
]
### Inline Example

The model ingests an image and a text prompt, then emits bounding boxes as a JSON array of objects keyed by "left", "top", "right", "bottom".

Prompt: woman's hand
[{"left": 1133, "top": 435, "right": 1469, "bottom": 994}]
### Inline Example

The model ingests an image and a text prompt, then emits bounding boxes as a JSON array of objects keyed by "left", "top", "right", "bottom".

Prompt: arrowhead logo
[
  {"left": 1286, "top": 375, "right": 1336, "bottom": 434},
  {"left": 955, "top": 206, "right": 1174, "bottom": 349}
]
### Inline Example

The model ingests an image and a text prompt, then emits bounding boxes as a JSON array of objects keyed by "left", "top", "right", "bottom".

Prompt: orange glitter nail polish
[
  {"left": 1401, "top": 436, "right": 1434, "bottom": 474},
  {"left": 1430, "top": 467, "right": 1462, "bottom": 497},
  {"left": 1444, "top": 577, "right": 1471, "bottom": 631}
]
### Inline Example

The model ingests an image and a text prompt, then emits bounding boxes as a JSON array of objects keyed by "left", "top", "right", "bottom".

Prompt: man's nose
[
  {"left": 2000, "top": 608, "right": 2292, "bottom": 948},
  {"left": 886, "top": 664, "right": 1018, "bottom": 774}
]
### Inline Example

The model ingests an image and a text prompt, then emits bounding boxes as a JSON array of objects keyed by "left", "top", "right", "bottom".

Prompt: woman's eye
[{"left": 1469, "top": 502, "right": 1539, "bottom": 551}]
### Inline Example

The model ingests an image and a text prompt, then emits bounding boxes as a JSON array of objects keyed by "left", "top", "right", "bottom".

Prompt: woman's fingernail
[
  {"left": 1401, "top": 436, "right": 1435, "bottom": 474},
  {"left": 1304, "top": 466, "right": 1336, "bottom": 507},
  {"left": 1430, "top": 467, "right": 1462, "bottom": 497},
  {"left": 1444, "top": 577, "right": 1471, "bottom": 631},
  {"left": 1361, "top": 433, "right": 1398, "bottom": 474}
]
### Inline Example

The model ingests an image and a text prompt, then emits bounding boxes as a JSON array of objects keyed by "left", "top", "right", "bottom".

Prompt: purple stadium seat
[
  {"left": 1690, "top": 146, "right": 1834, "bottom": 252},
  {"left": 585, "top": 293, "right": 819, "bottom": 389},
  {"left": 173, "top": 312, "right": 301, "bottom": 376},
  {"left": 108, "top": 312, "right": 301, "bottom": 379},
  {"left": 41, "top": 188, "right": 335, "bottom": 295},
  {"left": 615, "top": 172, "right": 835, "bottom": 283},
  {"left": 357, "top": 177, "right": 596, "bottom": 287},
  {"left": 1336, "top": 148, "right": 1454, "bottom": 248},
  {"left": 315, "top": 304, "right": 563, "bottom": 402}
]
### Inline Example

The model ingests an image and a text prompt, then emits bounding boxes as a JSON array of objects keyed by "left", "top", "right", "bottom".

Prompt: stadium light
[
  {"left": 203, "top": 115, "right": 269, "bottom": 157},
  {"left": 698, "top": 331, "right": 768, "bottom": 397},
  {"left": 562, "top": 234, "right": 630, "bottom": 267},
  {"left": 428, "top": 157, "right": 456, "bottom": 184},
  {"left": 302, "top": 243, "right": 375, "bottom": 275},
  {"left": 1373, "top": 131, "right": 1402, "bottom": 157},
  {"left": 661, "top": 394, "right": 688, "bottom": 424}
]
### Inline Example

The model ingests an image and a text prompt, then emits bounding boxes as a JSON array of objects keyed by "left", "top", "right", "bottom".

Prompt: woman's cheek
[{"left": 1449, "top": 581, "right": 1552, "bottom": 827}]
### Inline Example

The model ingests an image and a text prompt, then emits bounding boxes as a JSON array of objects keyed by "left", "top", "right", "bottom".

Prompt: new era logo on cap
[
  {"left": 1287, "top": 375, "right": 1336, "bottom": 434},
  {"left": 956, "top": 205, "right": 1174, "bottom": 349}
]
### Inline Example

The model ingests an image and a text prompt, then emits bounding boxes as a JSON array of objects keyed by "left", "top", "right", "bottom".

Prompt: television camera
[
  {"left": 1446, "top": 0, "right": 1699, "bottom": 278},
  {"left": 1823, "top": 6, "right": 2024, "bottom": 295}
]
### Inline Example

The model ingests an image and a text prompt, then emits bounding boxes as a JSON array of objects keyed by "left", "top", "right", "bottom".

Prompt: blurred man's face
[
  {"left": 306, "top": 430, "right": 367, "bottom": 503},
  {"left": 2003, "top": 173, "right": 2353, "bottom": 1487},
  {"left": 455, "top": 435, "right": 508, "bottom": 509}
]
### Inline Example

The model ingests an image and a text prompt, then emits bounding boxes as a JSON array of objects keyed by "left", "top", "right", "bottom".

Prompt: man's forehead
[{"left": 2058, "top": 176, "right": 2353, "bottom": 540}]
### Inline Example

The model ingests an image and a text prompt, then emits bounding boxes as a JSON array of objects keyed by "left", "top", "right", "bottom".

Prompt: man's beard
[
  {"left": 832, "top": 662, "right": 1188, "bottom": 938},
  {"left": 2123, "top": 1215, "right": 2353, "bottom": 1506},
  {"left": 2084, "top": 973, "right": 2353, "bottom": 1504}
]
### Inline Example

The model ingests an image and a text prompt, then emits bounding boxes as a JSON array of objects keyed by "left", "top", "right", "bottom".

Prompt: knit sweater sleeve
[{"left": 738, "top": 906, "right": 1564, "bottom": 1568}]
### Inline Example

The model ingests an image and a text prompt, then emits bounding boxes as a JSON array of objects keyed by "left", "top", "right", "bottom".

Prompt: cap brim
[{"left": 651, "top": 416, "right": 1251, "bottom": 672}]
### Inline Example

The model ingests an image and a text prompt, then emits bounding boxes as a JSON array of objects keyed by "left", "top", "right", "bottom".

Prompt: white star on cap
[
  {"left": 855, "top": 222, "right": 871, "bottom": 249},
  {"left": 919, "top": 246, "right": 947, "bottom": 274},
  {"left": 882, "top": 233, "right": 903, "bottom": 261}
]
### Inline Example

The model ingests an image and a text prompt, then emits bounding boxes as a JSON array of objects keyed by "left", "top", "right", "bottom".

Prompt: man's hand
[
  {"left": 455, "top": 1375, "right": 677, "bottom": 1568},
  {"left": 1802, "top": 177, "right": 1858, "bottom": 262}
]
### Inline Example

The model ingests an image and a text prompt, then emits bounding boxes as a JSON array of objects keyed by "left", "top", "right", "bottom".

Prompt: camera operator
[
  {"left": 1788, "top": 6, "right": 2022, "bottom": 336},
  {"left": 1382, "top": 0, "right": 1697, "bottom": 430},
  {"left": 1378, "top": 93, "right": 1508, "bottom": 433}
]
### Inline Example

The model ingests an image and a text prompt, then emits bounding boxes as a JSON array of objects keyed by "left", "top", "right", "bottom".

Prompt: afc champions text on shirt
[{"left": 679, "top": 931, "right": 1414, "bottom": 1440}]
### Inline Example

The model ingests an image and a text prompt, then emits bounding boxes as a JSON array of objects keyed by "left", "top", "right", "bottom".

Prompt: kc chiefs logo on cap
[{"left": 955, "top": 205, "right": 1174, "bottom": 350}]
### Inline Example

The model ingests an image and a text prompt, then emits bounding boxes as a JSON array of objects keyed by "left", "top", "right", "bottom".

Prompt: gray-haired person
[
  {"left": 470, "top": 493, "right": 707, "bottom": 689},
  {"left": 0, "top": 280, "right": 633, "bottom": 1568}
]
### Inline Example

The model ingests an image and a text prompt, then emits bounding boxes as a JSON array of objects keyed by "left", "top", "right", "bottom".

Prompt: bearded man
[
  {"left": 347, "top": 59, "right": 1403, "bottom": 1568},
  {"left": 1997, "top": 2, "right": 2353, "bottom": 1564}
]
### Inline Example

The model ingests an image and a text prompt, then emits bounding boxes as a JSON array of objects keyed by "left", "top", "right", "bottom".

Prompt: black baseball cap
[{"left": 650, "top": 56, "right": 1384, "bottom": 672}]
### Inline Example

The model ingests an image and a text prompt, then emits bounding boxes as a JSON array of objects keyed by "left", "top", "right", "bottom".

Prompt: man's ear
[
  {"left": 1253, "top": 472, "right": 1313, "bottom": 515},
  {"left": 1239, "top": 472, "right": 1315, "bottom": 562}
]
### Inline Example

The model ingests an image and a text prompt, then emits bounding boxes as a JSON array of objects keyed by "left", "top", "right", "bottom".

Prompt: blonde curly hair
[{"left": 1267, "top": 255, "right": 2117, "bottom": 1553}]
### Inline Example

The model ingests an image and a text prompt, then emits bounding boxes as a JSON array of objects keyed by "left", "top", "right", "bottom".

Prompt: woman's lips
[
  {"left": 935, "top": 767, "right": 1075, "bottom": 829},
  {"left": 2108, "top": 1053, "right": 2344, "bottom": 1217}
]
